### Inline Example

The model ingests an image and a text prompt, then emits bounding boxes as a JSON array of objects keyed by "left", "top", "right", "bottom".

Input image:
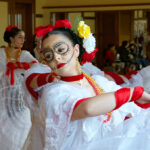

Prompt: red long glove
[
  {"left": 37, "top": 73, "right": 55, "bottom": 87},
  {"left": 115, "top": 86, "right": 150, "bottom": 109}
]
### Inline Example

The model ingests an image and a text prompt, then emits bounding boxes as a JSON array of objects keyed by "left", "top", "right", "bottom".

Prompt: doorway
[{"left": 15, "top": 3, "right": 33, "bottom": 51}]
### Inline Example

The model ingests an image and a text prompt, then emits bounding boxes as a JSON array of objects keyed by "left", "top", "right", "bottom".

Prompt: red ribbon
[
  {"left": 6, "top": 62, "right": 17, "bottom": 85},
  {"left": 6, "top": 61, "right": 37, "bottom": 86},
  {"left": 114, "top": 86, "right": 150, "bottom": 110},
  {"left": 104, "top": 71, "right": 125, "bottom": 85},
  {"left": 60, "top": 73, "right": 84, "bottom": 82},
  {"left": 115, "top": 88, "right": 131, "bottom": 110}
]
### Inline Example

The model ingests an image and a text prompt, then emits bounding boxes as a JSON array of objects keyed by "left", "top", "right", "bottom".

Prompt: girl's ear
[
  {"left": 9, "top": 37, "right": 13, "bottom": 43},
  {"left": 74, "top": 44, "right": 80, "bottom": 58}
]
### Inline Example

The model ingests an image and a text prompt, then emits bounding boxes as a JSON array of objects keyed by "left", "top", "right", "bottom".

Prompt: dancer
[
  {"left": 25, "top": 20, "right": 150, "bottom": 150},
  {"left": 0, "top": 25, "right": 37, "bottom": 150}
]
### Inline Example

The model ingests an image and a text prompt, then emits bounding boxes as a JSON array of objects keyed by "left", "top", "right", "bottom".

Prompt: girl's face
[
  {"left": 41, "top": 34, "right": 79, "bottom": 76},
  {"left": 35, "top": 36, "right": 42, "bottom": 50},
  {"left": 110, "top": 46, "right": 116, "bottom": 53},
  {"left": 34, "top": 36, "right": 42, "bottom": 55},
  {"left": 10, "top": 31, "right": 25, "bottom": 48}
]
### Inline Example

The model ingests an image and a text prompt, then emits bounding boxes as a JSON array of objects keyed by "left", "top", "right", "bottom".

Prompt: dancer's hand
[
  {"left": 135, "top": 91, "right": 150, "bottom": 109},
  {"left": 136, "top": 91, "right": 150, "bottom": 104}
]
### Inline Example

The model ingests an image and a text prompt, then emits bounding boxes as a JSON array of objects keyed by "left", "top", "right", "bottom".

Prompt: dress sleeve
[
  {"left": 40, "top": 83, "right": 86, "bottom": 150},
  {"left": 121, "top": 72, "right": 144, "bottom": 88},
  {"left": 20, "top": 50, "right": 37, "bottom": 62}
]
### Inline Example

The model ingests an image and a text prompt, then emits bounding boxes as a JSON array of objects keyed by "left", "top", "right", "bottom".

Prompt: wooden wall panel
[{"left": 96, "top": 12, "right": 119, "bottom": 68}]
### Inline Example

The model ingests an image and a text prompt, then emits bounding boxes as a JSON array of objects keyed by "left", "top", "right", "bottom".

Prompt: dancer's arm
[{"left": 71, "top": 87, "right": 150, "bottom": 121}]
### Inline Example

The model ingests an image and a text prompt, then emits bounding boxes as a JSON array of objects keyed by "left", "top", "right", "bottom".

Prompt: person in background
[
  {"left": 0, "top": 25, "right": 37, "bottom": 150},
  {"left": 118, "top": 40, "right": 130, "bottom": 62},
  {"left": 105, "top": 44, "right": 116, "bottom": 62},
  {"left": 33, "top": 34, "right": 41, "bottom": 60}
]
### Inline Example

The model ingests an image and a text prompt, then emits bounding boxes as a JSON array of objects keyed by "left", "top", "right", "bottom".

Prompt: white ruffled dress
[
  {"left": 0, "top": 48, "right": 36, "bottom": 150},
  {"left": 121, "top": 66, "right": 150, "bottom": 92},
  {"left": 25, "top": 62, "right": 150, "bottom": 150}
]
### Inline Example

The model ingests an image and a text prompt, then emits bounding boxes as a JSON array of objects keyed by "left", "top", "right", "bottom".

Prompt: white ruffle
[
  {"left": 33, "top": 75, "right": 150, "bottom": 150},
  {"left": 121, "top": 66, "right": 150, "bottom": 93},
  {"left": 82, "top": 63, "right": 104, "bottom": 77}
]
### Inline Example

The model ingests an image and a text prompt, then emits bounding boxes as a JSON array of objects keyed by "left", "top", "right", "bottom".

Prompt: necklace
[
  {"left": 5, "top": 46, "right": 21, "bottom": 62},
  {"left": 83, "top": 73, "right": 103, "bottom": 95},
  {"left": 82, "top": 73, "right": 112, "bottom": 123}
]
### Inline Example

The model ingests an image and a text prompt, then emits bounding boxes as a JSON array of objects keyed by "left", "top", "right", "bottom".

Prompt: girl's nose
[{"left": 54, "top": 52, "right": 61, "bottom": 61}]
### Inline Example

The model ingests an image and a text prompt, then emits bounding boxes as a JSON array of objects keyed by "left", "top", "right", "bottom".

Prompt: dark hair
[
  {"left": 4, "top": 27, "right": 21, "bottom": 43},
  {"left": 121, "top": 40, "right": 129, "bottom": 47},
  {"left": 42, "top": 27, "right": 85, "bottom": 62},
  {"left": 107, "top": 43, "right": 115, "bottom": 49}
]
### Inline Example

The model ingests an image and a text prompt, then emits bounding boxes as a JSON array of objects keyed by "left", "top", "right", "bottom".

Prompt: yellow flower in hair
[{"left": 77, "top": 21, "right": 91, "bottom": 39}]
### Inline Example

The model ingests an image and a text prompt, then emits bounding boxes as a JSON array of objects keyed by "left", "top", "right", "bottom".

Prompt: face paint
[{"left": 42, "top": 42, "right": 70, "bottom": 62}]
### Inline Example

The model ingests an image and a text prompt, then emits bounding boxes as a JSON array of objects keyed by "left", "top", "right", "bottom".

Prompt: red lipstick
[{"left": 57, "top": 63, "right": 66, "bottom": 69}]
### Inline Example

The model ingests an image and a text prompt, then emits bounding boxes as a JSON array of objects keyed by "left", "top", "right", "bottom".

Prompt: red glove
[
  {"left": 26, "top": 72, "right": 56, "bottom": 99},
  {"left": 37, "top": 73, "right": 56, "bottom": 87},
  {"left": 114, "top": 86, "right": 149, "bottom": 109}
]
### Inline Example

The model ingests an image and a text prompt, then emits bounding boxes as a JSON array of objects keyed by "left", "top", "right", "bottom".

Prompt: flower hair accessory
[
  {"left": 54, "top": 19, "right": 72, "bottom": 29},
  {"left": 77, "top": 21, "right": 98, "bottom": 65},
  {"left": 34, "top": 25, "right": 54, "bottom": 38},
  {"left": 6, "top": 25, "right": 18, "bottom": 31},
  {"left": 36, "top": 19, "right": 98, "bottom": 65},
  {"left": 34, "top": 19, "right": 72, "bottom": 38}
]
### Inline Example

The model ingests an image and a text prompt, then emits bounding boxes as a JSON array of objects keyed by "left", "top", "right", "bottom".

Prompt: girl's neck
[{"left": 5, "top": 46, "right": 21, "bottom": 62}]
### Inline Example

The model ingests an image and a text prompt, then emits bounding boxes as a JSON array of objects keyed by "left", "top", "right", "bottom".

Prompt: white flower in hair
[{"left": 83, "top": 33, "right": 96, "bottom": 54}]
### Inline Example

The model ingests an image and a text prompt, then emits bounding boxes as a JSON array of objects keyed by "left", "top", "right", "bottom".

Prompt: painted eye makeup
[
  {"left": 54, "top": 42, "right": 69, "bottom": 55},
  {"left": 42, "top": 48, "right": 54, "bottom": 62},
  {"left": 42, "top": 42, "right": 70, "bottom": 62}
]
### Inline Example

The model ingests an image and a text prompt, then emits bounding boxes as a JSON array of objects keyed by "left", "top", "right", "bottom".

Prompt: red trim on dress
[
  {"left": 104, "top": 71, "right": 125, "bottom": 85},
  {"left": 124, "top": 70, "right": 138, "bottom": 79},
  {"left": 26, "top": 73, "right": 39, "bottom": 100},
  {"left": 73, "top": 98, "right": 89, "bottom": 111}
]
